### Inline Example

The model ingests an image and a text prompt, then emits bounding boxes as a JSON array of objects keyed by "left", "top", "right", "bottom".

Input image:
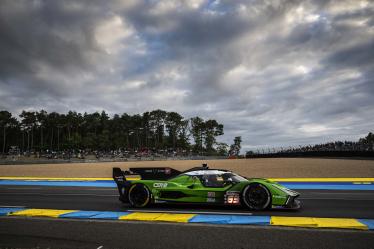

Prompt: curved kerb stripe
[
  {"left": 0, "top": 207, "right": 26, "bottom": 216},
  {"left": 270, "top": 216, "right": 368, "bottom": 230},
  {"left": 119, "top": 212, "right": 195, "bottom": 222},
  {"left": 60, "top": 210, "right": 130, "bottom": 219},
  {"left": 188, "top": 215, "right": 270, "bottom": 225},
  {"left": 1, "top": 207, "right": 373, "bottom": 230},
  {"left": 9, "top": 208, "right": 77, "bottom": 218}
]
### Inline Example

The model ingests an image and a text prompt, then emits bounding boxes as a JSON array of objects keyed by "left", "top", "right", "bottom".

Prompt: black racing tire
[
  {"left": 242, "top": 183, "right": 271, "bottom": 210},
  {"left": 128, "top": 184, "right": 152, "bottom": 208}
]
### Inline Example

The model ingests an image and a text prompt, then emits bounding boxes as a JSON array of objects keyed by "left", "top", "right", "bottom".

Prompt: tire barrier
[{"left": 1, "top": 207, "right": 373, "bottom": 231}]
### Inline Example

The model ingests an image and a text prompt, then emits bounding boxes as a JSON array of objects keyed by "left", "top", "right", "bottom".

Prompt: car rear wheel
[
  {"left": 128, "top": 184, "right": 152, "bottom": 207},
  {"left": 242, "top": 183, "right": 271, "bottom": 210}
]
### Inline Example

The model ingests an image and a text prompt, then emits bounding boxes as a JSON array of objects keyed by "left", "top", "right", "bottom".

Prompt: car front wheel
[{"left": 242, "top": 183, "right": 271, "bottom": 210}]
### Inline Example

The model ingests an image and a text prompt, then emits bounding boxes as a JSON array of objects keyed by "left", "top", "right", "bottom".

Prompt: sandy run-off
[{"left": 0, "top": 158, "right": 374, "bottom": 178}]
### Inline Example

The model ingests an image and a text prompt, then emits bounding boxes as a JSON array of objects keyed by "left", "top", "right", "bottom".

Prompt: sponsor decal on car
[
  {"left": 207, "top": 197, "right": 215, "bottom": 202},
  {"left": 207, "top": 192, "right": 216, "bottom": 197},
  {"left": 153, "top": 182, "right": 168, "bottom": 188}
]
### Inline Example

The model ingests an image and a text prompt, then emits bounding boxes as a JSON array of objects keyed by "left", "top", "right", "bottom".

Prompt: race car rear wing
[
  {"left": 112, "top": 167, "right": 130, "bottom": 184},
  {"left": 112, "top": 167, "right": 182, "bottom": 181},
  {"left": 112, "top": 167, "right": 182, "bottom": 203}
]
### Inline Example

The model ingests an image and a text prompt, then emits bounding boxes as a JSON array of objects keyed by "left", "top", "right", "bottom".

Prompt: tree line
[{"left": 0, "top": 109, "right": 229, "bottom": 155}]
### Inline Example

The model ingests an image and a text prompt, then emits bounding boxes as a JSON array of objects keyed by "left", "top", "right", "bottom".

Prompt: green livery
[{"left": 113, "top": 164, "right": 300, "bottom": 210}]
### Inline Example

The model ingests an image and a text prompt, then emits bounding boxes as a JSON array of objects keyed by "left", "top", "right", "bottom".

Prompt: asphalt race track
[
  {"left": 1, "top": 185, "right": 374, "bottom": 218},
  {"left": 1, "top": 185, "right": 374, "bottom": 249},
  {"left": 1, "top": 216, "right": 374, "bottom": 249}
]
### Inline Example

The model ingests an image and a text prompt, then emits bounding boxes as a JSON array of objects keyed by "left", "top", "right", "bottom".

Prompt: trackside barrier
[{"left": 1, "top": 207, "right": 373, "bottom": 230}]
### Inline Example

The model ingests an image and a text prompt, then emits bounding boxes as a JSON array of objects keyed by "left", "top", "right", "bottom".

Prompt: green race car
[{"left": 113, "top": 164, "right": 300, "bottom": 210}]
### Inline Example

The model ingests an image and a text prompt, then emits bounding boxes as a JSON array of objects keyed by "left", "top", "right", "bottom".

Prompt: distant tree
[
  {"left": 177, "top": 120, "right": 190, "bottom": 149},
  {"left": 190, "top": 117, "right": 224, "bottom": 154},
  {"left": 0, "top": 109, "right": 226, "bottom": 153},
  {"left": 245, "top": 151, "right": 254, "bottom": 157},
  {"left": 36, "top": 110, "right": 48, "bottom": 150},
  {"left": 20, "top": 111, "right": 37, "bottom": 151},
  {"left": 129, "top": 114, "right": 143, "bottom": 149},
  {"left": 0, "top": 111, "right": 18, "bottom": 154},
  {"left": 204, "top": 120, "right": 224, "bottom": 153},
  {"left": 45, "top": 112, "right": 60, "bottom": 150},
  {"left": 365, "top": 132, "right": 374, "bottom": 143},
  {"left": 149, "top": 110, "right": 167, "bottom": 149},
  {"left": 109, "top": 114, "right": 124, "bottom": 149},
  {"left": 190, "top": 117, "right": 205, "bottom": 153},
  {"left": 359, "top": 132, "right": 374, "bottom": 150},
  {"left": 229, "top": 136, "right": 242, "bottom": 156},
  {"left": 165, "top": 112, "right": 184, "bottom": 150},
  {"left": 216, "top": 142, "right": 229, "bottom": 156}
]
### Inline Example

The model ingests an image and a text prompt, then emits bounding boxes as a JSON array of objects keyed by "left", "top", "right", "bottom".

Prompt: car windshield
[
  {"left": 221, "top": 173, "right": 247, "bottom": 182},
  {"left": 198, "top": 172, "right": 247, "bottom": 187}
]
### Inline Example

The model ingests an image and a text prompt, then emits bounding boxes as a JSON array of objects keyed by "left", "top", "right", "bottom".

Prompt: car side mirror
[{"left": 224, "top": 178, "right": 234, "bottom": 185}]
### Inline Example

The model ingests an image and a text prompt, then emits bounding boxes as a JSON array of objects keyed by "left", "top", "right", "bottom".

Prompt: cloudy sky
[{"left": 0, "top": 0, "right": 373, "bottom": 151}]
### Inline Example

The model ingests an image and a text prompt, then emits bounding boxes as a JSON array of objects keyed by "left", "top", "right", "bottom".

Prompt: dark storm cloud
[
  {"left": 121, "top": 0, "right": 251, "bottom": 47},
  {"left": 0, "top": 1, "right": 104, "bottom": 78},
  {"left": 0, "top": 0, "right": 373, "bottom": 150},
  {"left": 324, "top": 41, "right": 374, "bottom": 69},
  {"left": 118, "top": 0, "right": 252, "bottom": 100}
]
